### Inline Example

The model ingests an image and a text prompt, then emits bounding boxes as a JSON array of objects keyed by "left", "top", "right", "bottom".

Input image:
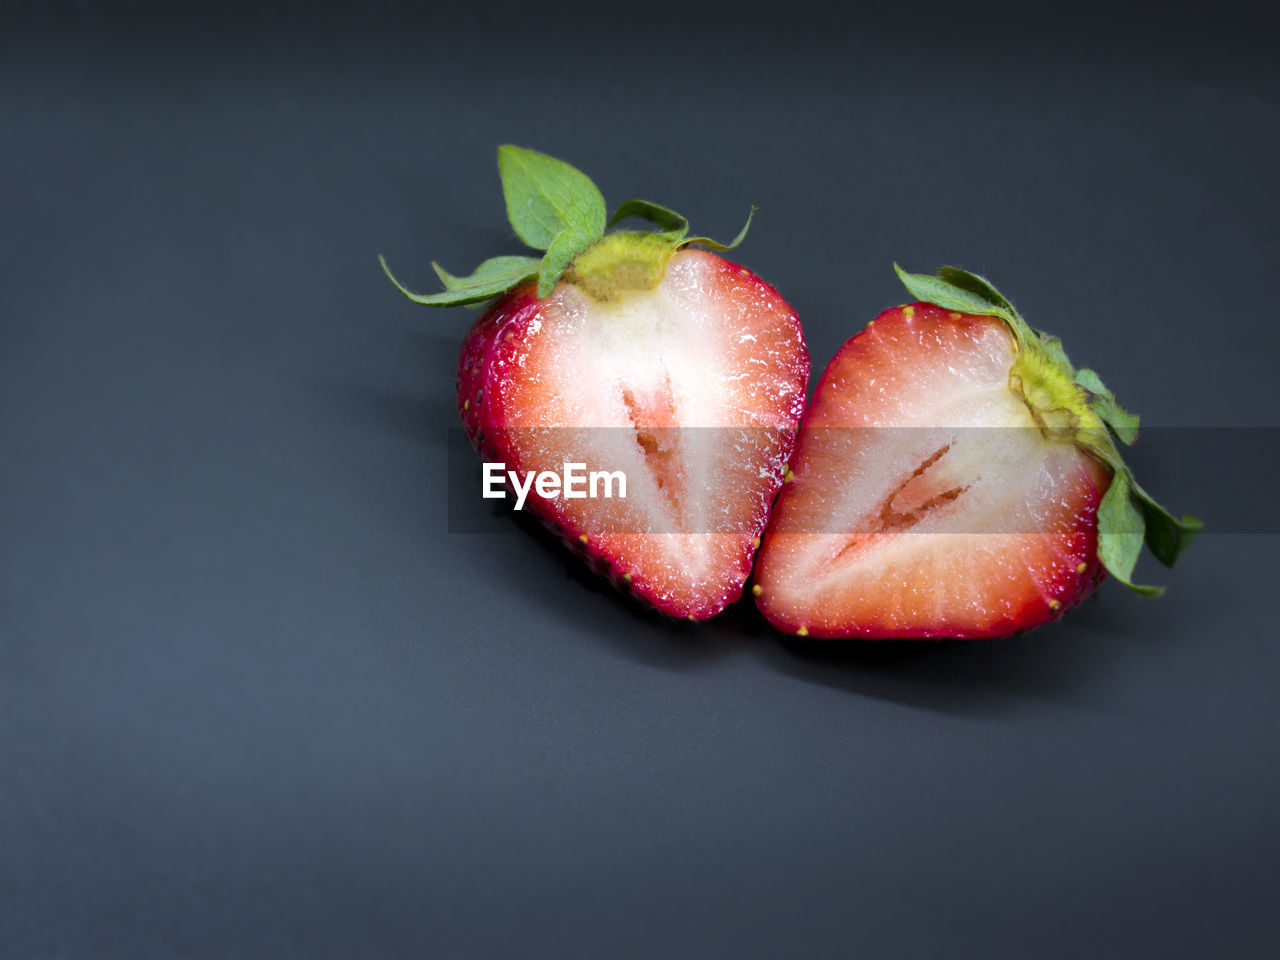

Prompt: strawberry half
[
  {"left": 754, "top": 266, "right": 1199, "bottom": 640},
  {"left": 382, "top": 147, "right": 809, "bottom": 619}
]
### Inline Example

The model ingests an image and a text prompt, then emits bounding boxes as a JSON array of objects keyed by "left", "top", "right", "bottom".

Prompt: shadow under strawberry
[
  {"left": 494, "top": 501, "right": 749, "bottom": 671},
  {"left": 748, "top": 592, "right": 1119, "bottom": 717}
]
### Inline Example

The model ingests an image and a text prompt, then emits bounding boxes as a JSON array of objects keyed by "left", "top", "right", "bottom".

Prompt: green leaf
[
  {"left": 536, "top": 228, "right": 596, "bottom": 298},
  {"left": 380, "top": 254, "right": 536, "bottom": 307},
  {"left": 497, "top": 145, "right": 606, "bottom": 252},
  {"left": 1075, "top": 368, "right": 1140, "bottom": 445},
  {"left": 1037, "top": 332, "right": 1074, "bottom": 371},
  {"left": 683, "top": 206, "right": 756, "bottom": 251},
  {"left": 432, "top": 255, "right": 541, "bottom": 292},
  {"left": 609, "top": 199, "right": 689, "bottom": 243},
  {"left": 893, "top": 263, "right": 1015, "bottom": 320},
  {"left": 1096, "top": 471, "right": 1165, "bottom": 596},
  {"left": 1130, "top": 478, "right": 1203, "bottom": 567},
  {"left": 935, "top": 266, "right": 1019, "bottom": 317}
]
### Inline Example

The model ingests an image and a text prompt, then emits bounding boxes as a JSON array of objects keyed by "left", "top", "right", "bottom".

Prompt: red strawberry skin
[
  {"left": 458, "top": 249, "right": 809, "bottom": 620},
  {"left": 456, "top": 284, "right": 538, "bottom": 460},
  {"left": 754, "top": 303, "right": 1110, "bottom": 640}
]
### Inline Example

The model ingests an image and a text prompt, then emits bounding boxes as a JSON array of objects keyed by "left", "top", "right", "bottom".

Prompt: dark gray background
[{"left": 3, "top": 2, "right": 1278, "bottom": 957}]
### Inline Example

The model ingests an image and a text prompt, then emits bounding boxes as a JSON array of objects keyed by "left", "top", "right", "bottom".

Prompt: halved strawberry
[
  {"left": 754, "top": 266, "right": 1199, "bottom": 640},
  {"left": 383, "top": 147, "right": 809, "bottom": 619}
]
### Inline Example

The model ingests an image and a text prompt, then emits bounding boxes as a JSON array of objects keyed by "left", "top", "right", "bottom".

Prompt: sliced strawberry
[
  {"left": 755, "top": 268, "right": 1200, "bottom": 640},
  {"left": 461, "top": 249, "right": 805, "bottom": 618},
  {"left": 385, "top": 147, "right": 808, "bottom": 619}
]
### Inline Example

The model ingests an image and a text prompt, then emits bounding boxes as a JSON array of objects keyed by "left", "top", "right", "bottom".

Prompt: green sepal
[
  {"left": 893, "top": 263, "right": 1201, "bottom": 594},
  {"left": 1097, "top": 472, "right": 1165, "bottom": 597},
  {"left": 683, "top": 206, "right": 756, "bottom": 251},
  {"left": 538, "top": 228, "right": 597, "bottom": 298},
  {"left": 431, "top": 255, "right": 542, "bottom": 292},
  {"left": 496, "top": 145, "right": 606, "bottom": 252},
  {"left": 935, "top": 266, "right": 1018, "bottom": 317},
  {"left": 380, "top": 254, "right": 538, "bottom": 307},
  {"left": 893, "top": 263, "right": 1019, "bottom": 326},
  {"left": 609, "top": 199, "right": 689, "bottom": 243},
  {"left": 1037, "top": 332, "right": 1074, "bottom": 371},
  {"left": 1130, "top": 478, "right": 1203, "bottom": 567},
  {"left": 1074, "top": 368, "right": 1140, "bottom": 445}
]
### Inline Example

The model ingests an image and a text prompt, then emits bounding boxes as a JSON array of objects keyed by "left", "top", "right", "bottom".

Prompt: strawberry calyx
[
  {"left": 380, "top": 145, "right": 754, "bottom": 307},
  {"left": 1008, "top": 342, "right": 1105, "bottom": 439},
  {"left": 564, "top": 231, "right": 676, "bottom": 301},
  {"left": 894, "top": 264, "right": 1202, "bottom": 595}
]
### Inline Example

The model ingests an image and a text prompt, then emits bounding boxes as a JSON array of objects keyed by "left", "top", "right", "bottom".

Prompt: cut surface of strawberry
[
  {"left": 384, "top": 147, "right": 808, "bottom": 619},
  {"left": 755, "top": 268, "right": 1199, "bottom": 640}
]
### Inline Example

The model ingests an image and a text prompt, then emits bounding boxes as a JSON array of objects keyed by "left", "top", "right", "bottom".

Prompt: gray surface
[{"left": 3, "top": 5, "right": 1279, "bottom": 957}]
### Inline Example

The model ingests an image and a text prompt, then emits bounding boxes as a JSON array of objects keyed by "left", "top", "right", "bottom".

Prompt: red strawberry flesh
[{"left": 755, "top": 303, "right": 1110, "bottom": 639}]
